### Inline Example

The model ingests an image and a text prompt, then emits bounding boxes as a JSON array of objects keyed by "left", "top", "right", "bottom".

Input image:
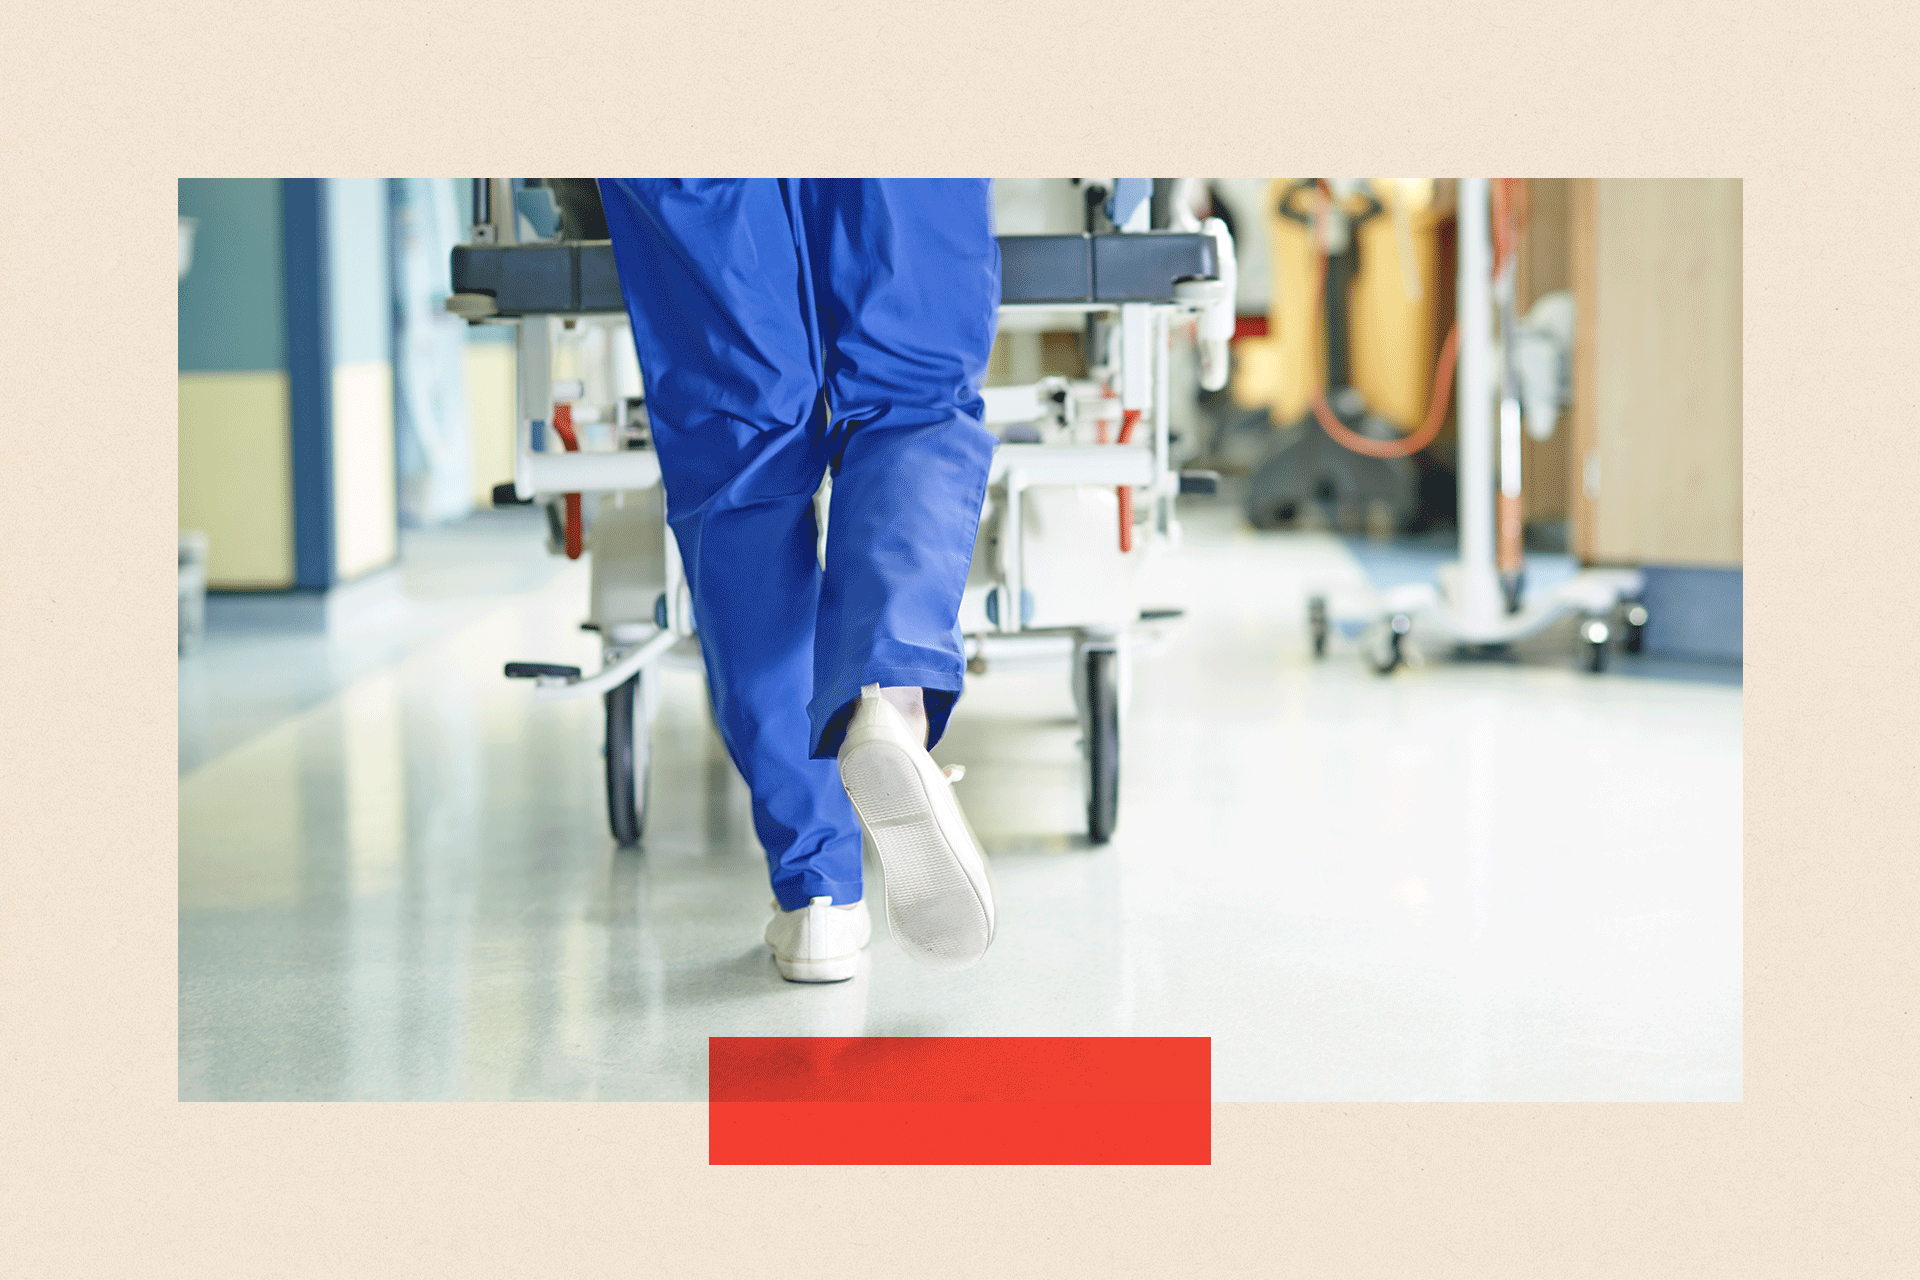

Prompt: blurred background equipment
[
  {"left": 1301, "top": 178, "right": 1644, "bottom": 674},
  {"left": 390, "top": 178, "right": 477, "bottom": 529},
  {"left": 1176, "top": 177, "right": 1740, "bottom": 673},
  {"left": 178, "top": 531, "right": 208, "bottom": 655},
  {"left": 1239, "top": 178, "right": 1450, "bottom": 539}
]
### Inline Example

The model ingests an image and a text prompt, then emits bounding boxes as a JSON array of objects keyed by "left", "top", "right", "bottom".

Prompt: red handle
[
  {"left": 551, "top": 403, "right": 583, "bottom": 560},
  {"left": 1116, "top": 408, "right": 1141, "bottom": 553}
]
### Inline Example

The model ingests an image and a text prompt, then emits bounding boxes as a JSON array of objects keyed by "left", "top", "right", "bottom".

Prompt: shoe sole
[
  {"left": 839, "top": 739, "right": 994, "bottom": 971},
  {"left": 774, "top": 953, "right": 861, "bottom": 983}
]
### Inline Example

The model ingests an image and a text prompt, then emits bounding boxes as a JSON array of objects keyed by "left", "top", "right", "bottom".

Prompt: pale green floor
[{"left": 179, "top": 498, "right": 1742, "bottom": 1101}]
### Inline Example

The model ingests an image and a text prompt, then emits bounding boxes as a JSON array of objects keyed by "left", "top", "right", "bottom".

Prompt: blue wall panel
[
  {"left": 282, "top": 179, "right": 334, "bottom": 590},
  {"left": 1640, "top": 566, "right": 1743, "bottom": 662}
]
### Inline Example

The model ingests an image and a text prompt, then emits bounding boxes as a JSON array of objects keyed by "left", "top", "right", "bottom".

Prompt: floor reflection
[{"left": 180, "top": 504, "right": 1742, "bottom": 1101}]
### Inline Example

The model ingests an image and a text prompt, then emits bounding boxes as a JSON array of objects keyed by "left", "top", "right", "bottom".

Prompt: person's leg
[
  {"left": 598, "top": 178, "right": 864, "bottom": 912},
  {"left": 797, "top": 178, "right": 1002, "bottom": 759},
  {"left": 876, "top": 685, "right": 928, "bottom": 747},
  {"left": 791, "top": 179, "right": 1003, "bottom": 972}
]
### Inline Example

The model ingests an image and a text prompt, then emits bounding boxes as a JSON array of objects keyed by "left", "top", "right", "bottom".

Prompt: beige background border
[{"left": 3, "top": 2, "right": 1914, "bottom": 1274}]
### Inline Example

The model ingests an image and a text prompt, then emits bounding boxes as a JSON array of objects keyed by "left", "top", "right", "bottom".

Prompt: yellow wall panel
[{"left": 178, "top": 371, "right": 294, "bottom": 589}]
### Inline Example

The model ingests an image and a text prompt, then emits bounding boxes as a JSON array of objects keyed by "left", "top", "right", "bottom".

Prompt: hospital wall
[
  {"left": 180, "top": 179, "right": 516, "bottom": 593},
  {"left": 179, "top": 179, "right": 394, "bottom": 591},
  {"left": 178, "top": 179, "right": 295, "bottom": 588}
]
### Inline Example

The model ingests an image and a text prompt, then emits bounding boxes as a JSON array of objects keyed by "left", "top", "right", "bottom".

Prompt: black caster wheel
[
  {"left": 1370, "top": 613, "right": 1411, "bottom": 675},
  {"left": 1083, "top": 647, "right": 1120, "bottom": 845},
  {"left": 1623, "top": 602, "right": 1649, "bottom": 655},
  {"left": 605, "top": 670, "right": 652, "bottom": 847},
  {"left": 1502, "top": 571, "right": 1526, "bottom": 615},
  {"left": 1308, "top": 595, "right": 1329, "bottom": 659},
  {"left": 1581, "top": 617, "right": 1612, "bottom": 673}
]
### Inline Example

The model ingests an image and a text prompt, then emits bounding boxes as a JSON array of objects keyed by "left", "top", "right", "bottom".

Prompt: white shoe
[
  {"left": 765, "top": 896, "right": 872, "bottom": 983},
  {"left": 837, "top": 684, "right": 996, "bottom": 971}
]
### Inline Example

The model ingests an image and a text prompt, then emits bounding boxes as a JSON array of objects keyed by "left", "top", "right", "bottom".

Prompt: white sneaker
[
  {"left": 837, "top": 684, "right": 996, "bottom": 971},
  {"left": 765, "top": 896, "right": 872, "bottom": 983}
]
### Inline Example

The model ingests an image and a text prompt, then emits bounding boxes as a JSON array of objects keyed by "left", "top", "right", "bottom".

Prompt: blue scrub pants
[{"left": 599, "top": 179, "right": 1000, "bottom": 911}]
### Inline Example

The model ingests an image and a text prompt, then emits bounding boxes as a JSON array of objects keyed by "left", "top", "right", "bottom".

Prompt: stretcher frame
[{"left": 453, "top": 181, "right": 1235, "bottom": 847}]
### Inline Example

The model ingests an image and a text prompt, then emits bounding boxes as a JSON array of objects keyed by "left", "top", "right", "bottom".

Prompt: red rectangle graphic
[{"left": 708, "top": 1036, "right": 1210, "bottom": 1165}]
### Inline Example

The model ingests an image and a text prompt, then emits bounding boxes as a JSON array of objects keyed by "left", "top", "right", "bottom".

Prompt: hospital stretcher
[{"left": 448, "top": 180, "right": 1235, "bottom": 847}]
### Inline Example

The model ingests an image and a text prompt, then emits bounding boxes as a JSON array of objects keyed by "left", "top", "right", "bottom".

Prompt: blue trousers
[{"left": 599, "top": 179, "right": 1000, "bottom": 911}]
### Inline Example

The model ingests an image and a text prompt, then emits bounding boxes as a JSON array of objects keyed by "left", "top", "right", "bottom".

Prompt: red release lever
[
  {"left": 1116, "top": 408, "right": 1141, "bottom": 553},
  {"left": 551, "top": 403, "right": 583, "bottom": 560}
]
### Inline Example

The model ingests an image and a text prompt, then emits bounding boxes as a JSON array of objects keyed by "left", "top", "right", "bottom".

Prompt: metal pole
[
  {"left": 1153, "top": 308, "right": 1172, "bottom": 535},
  {"left": 513, "top": 316, "right": 552, "bottom": 501},
  {"left": 1454, "top": 178, "right": 1502, "bottom": 626},
  {"left": 1000, "top": 470, "right": 1026, "bottom": 634}
]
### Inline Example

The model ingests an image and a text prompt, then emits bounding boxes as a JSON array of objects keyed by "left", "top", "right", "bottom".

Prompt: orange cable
[{"left": 1304, "top": 181, "right": 1463, "bottom": 461}]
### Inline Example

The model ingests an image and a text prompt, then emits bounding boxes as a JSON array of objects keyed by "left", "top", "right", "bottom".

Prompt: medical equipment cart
[{"left": 1303, "top": 178, "right": 1646, "bottom": 674}]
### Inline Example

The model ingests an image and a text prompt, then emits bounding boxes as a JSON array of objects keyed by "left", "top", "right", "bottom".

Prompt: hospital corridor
[{"left": 178, "top": 178, "right": 1743, "bottom": 1105}]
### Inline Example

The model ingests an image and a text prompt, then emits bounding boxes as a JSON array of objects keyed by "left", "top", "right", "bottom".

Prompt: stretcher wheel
[
  {"left": 1084, "top": 647, "right": 1120, "bottom": 845},
  {"left": 605, "top": 670, "right": 651, "bottom": 848},
  {"left": 1581, "top": 617, "right": 1612, "bottom": 673},
  {"left": 1623, "top": 602, "right": 1649, "bottom": 654},
  {"left": 1370, "top": 614, "right": 1411, "bottom": 675}
]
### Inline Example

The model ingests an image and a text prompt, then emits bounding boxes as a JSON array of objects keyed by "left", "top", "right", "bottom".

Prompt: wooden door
[{"left": 1570, "top": 179, "right": 1743, "bottom": 566}]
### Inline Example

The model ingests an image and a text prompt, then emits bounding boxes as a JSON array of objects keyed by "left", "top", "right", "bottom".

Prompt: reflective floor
[{"left": 179, "top": 499, "right": 1742, "bottom": 1101}]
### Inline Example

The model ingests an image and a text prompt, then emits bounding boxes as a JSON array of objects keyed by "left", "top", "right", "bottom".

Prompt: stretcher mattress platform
[{"left": 449, "top": 232, "right": 1221, "bottom": 317}]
